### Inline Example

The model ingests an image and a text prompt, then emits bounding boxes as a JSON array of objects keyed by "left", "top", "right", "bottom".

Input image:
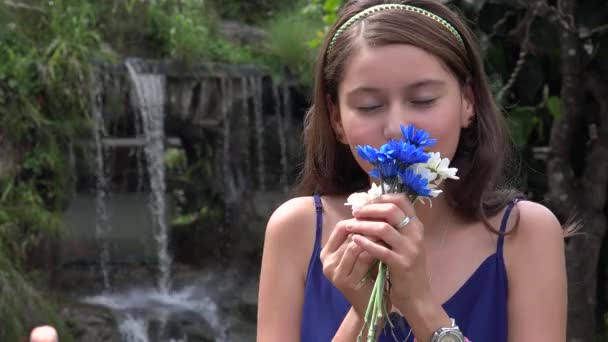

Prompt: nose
[{"left": 383, "top": 104, "right": 408, "bottom": 141}]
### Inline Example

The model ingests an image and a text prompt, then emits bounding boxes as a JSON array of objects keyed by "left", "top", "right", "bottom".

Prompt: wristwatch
[{"left": 430, "top": 318, "right": 465, "bottom": 342}]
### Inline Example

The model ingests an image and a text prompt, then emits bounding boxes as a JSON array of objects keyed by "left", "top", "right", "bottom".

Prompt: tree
[{"left": 545, "top": 0, "right": 608, "bottom": 340}]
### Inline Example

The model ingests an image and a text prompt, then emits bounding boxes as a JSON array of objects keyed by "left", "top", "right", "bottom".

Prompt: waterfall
[
  {"left": 251, "top": 76, "right": 265, "bottom": 191},
  {"left": 221, "top": 77, "right": 237, "bottom": 201},
  {"left": 281, "top": 81, "right": 292, "bottom": 138},
  {"left": 118, "top": 315, "right": 149, "bottom": 342},
  {"left": 125, "top": 60, "right": 172, "bottom": 294},
  {"left": 272, "top": 83, "right": 289, "bottom": 194},
  {"left": 91, "top": 71, "right": 112, "bottom": 290},
  {"left": 134, "top": 107, "right": 145, "bottom": 194},
  {"left": 239, "top": 77, "right": 251, "bottom": 189}
]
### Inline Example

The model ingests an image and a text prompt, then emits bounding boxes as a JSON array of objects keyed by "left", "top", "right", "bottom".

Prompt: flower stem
[{"left": 358, "top": 260, "right": 389, "bottom": 342}]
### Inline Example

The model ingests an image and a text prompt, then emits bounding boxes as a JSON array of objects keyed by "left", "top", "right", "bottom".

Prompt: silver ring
[{"left": 396, "top": 215, "right": 412, "bottom": 230}]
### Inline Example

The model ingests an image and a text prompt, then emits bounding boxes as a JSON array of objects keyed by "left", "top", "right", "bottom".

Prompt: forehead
[{"left": 339, "top": 44, "right": 456, "bottom": 93}]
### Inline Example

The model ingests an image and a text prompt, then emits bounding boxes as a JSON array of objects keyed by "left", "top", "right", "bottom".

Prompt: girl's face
[{"left": 331, "top": 43, "right": 474, "bottom": 176}]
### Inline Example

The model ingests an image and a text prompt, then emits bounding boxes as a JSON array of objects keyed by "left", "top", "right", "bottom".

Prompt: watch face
[
  {"left": 440, "top": 336, "right": 458, "bottom": 342},
  {"left": 439, "top": 332, "right": 465, "bottom": 342}
]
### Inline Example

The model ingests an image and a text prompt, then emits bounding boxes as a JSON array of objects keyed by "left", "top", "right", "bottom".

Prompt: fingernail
[{"left": 352, "top": 208, "right": 359, "bottom": 216}]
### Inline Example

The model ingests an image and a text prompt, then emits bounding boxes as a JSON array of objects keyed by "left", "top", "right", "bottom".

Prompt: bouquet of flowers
[{"left": 345, "top": 124, "right": 459, "bottom": 341}]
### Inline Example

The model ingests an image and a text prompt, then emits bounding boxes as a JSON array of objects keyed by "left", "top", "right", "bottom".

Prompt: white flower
[
  {"left": 427, "top": 183, "right": 443, "bottom": 197},
  {"left": 425, "top": 152, "right": 459, "bottom": 184},
  {"left": 345, "top": 192, "right": 371, "bottom": 211},
  {"left": 409, "top": 163, "right": 438, "bottom": 183},
  {"left": 344, "top": 182, "right": 387, "bottom": 211},
  {"left": 367, "top": 182, "right": 384, "bottom": 201}
]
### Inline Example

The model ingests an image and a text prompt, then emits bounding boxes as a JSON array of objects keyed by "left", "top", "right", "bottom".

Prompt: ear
[
  {"left": 327, "top": 95, "right": 347, "bottom": 144},
  {"left": 460, "top": 83, "right": 475, "bottom": 128}
]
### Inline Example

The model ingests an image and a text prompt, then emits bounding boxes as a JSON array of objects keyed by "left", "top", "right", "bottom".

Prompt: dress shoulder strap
[
  {"left": 497, "top": 198, "right": 521, "bottom": 255},
  {"left": 313, "top": 193, "right": 324, "bottom": 250}
]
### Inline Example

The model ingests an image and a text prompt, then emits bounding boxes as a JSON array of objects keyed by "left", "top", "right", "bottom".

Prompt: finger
[
  {"left": 350, "top": 250, "right": 376, "bottom": 282},
  {"left": 352, "top": 233, "right": 397, "bottom": 266},
  {"left": 336, "top": 240, "right": 364, "bottom": 280},
  {"left": 346, "top": 220, "right": 402, "bottom": 248},
  {"left": 323, "top": 219, "right": 356, "bottom": 253},
  {"left": 370, "top": 193, "right": 417, "bottom": 220},
  {"left": 352, "top": 202, "right": 407, "bottom": 229},
  {"left": 357, "top": 195, "right": 424, "bottom": 238}
]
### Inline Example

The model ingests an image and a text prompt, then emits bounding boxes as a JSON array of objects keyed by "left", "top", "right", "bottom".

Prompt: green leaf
[
  {"left": 323, "top": 0, "right": 342, "bottom": 13},
  {"left": 547, "top": 96, "right": 562, "bottom": 119},
  {"left": 507, "top": 108, "right": 539, "bottom": 148}
]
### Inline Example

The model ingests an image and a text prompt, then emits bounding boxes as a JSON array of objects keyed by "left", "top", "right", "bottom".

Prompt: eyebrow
[{"left": 345, "top": 79, "right": 446, "bottom": 96}]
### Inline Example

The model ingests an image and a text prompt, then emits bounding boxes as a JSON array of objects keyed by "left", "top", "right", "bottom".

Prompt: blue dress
[{"left": 300, "top": 194, "right": 515, "bottom": 342}]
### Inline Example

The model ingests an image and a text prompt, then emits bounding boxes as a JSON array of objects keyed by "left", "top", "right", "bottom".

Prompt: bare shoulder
[
  {"left": 257, "top": 197, "right": 319, "bottom": 339},
  {"left": 263, "top": 196, "right": 318, "bottom": 280},
  {"left": 504, "top": 200, "right": 565, "bottom": 268},
  {"left": 266, "top": 196, "right": 317, "bottom": 239},
  {"left": 510, "top": 200, "right": 563, "bottom": 240},
  {"left": 502, "top": 202, "right": 567, "bottom": 339}
]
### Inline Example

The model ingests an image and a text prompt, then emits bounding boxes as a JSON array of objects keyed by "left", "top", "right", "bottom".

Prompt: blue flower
[
  {"left": 398, "top": 168, "right": 432, "bottom": 197},
  {"left": 356, "top": 145, "right": 382, "bottom": 164},
  {"left": 394, "top": 141, "right": 430, "bottom": 165},
  {"left": 401, "top": 124, "right": 437, "bottom": 148},
  {"left": 369, "top": 160, "right": 399, "bottom": 179},
  {"left": 377, "top": 141, "right": 398, "bottom": 162},
  {"left": 356, "top": 141, "right": 399, "bottom": 165}
]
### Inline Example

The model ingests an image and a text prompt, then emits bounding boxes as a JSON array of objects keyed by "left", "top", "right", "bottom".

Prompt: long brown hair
[{"left": 294, "top": 0, "right": 522, "bottom": 229}]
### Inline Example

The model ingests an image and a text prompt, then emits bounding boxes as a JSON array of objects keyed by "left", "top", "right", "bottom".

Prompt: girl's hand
[
  {"left": 320, "top": 218, "right": 380, "bottom": 316},
  {"left": 346, "top": 193, "right": 432, "bottom": 312}
]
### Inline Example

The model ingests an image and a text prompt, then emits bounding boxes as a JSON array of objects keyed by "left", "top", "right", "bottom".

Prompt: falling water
[
  {"left": 125, "top": 60, "right": 172, "bottom": 294},
  {"left": 91, "top": 72, "right": 112, "bottom": 290},
  {"left": 134, "top": 108, "right": 146, "bottom": 194},
  {"left": 281, "top": 81, "right": 292, "bottom": 138},
  {"left": 118, "top": 315, "right": 149, "bottom": 342},
  {"left": 221, "top": 77, "right": 237, "bottom": 201},
  {"left": 272, "top": 83, "right": 289, "bottom": 194},
  {"left": 83, "top": 278, "right": 230, "bottom": 342},
  {"left": 251, "top": 76, "right": 265, "bottom": 191},
  {"left": 238, "top": 78, "right": 252, "bottom": 180}
]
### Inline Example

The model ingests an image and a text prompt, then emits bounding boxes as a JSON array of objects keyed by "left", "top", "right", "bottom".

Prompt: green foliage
[
  {"left": 171, "top": 207, "right": 213, "bottom": 226},
  {"left": 546, "top": 96, "right": 562, "bottom": 119},
  {"left": 145, "top": 0, "right": 255, "bottom": 65},
  {"left": 301, "top": 0, "right": 344, "bottom": 49},
  {"left": 263, "top": 9, "right": 322, "bottom": 84},
  {"left": 507, "top": 107, "right": 540, "bottom": 148},
  {"left": 0, "top": 0, "right": 111, "bottom": 221},
  {"left": 164, "top": 148, "right": 188, "bottom": 172},
  {"left": 0, "top": 249, "right": 73, "bottom": 342},
  {"left": 0, "top": 1, "right": 113, "bottom": 338},
  {"left": 210, "top": 0, "right": 288, "bottom": 24},
  {"left": 0, "top": 180, "right": 63, "bottom": 268}
]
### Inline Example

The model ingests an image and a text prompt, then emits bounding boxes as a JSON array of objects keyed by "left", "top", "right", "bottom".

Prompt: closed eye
[
  {"left": 357, "top": 105, "right": 382, "bottom": 112},
  {"left": 412, "top": 98, "right": 437, "bottom": 107}
]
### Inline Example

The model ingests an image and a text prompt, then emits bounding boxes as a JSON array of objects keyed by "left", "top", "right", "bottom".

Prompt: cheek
[
  {"left": 341, "top": 116, "right": 384, "bottom": 174},
  {"left": 415, "top": 104, "right": 463, "bottom": 160},
  {"left": 431, "top": 129, "right": 460, "bottom": 161},
  {"left": 341, "top": 114, "right": 385, "bottom": 147}
]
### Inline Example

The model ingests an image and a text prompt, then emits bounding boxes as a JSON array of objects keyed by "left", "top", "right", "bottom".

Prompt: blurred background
[{"left": 0, "top": 0, "right": 606, "bottom": 341}]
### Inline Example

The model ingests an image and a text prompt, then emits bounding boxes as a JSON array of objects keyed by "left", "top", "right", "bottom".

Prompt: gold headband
[{"left": 327, "top": 4, "right": 464, "bottom": 55}]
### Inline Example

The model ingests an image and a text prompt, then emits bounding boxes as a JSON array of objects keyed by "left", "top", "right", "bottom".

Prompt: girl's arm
[
  {"left": 332, "top": 307, "right": 365, "bottom": 341},
  {"left": 505, "top": 201, "right": 567, "bottom": 342},
  {"left": 256, "top": 197, "right": 317, "bottom": 342}
]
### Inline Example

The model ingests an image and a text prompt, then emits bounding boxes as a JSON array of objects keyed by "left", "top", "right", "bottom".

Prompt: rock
[
  {"left": 60, "top": 302, "right": 121, "bottom": 342},
  {"left": 140, "top": 310, "right": 216, "bottom": 342}
]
